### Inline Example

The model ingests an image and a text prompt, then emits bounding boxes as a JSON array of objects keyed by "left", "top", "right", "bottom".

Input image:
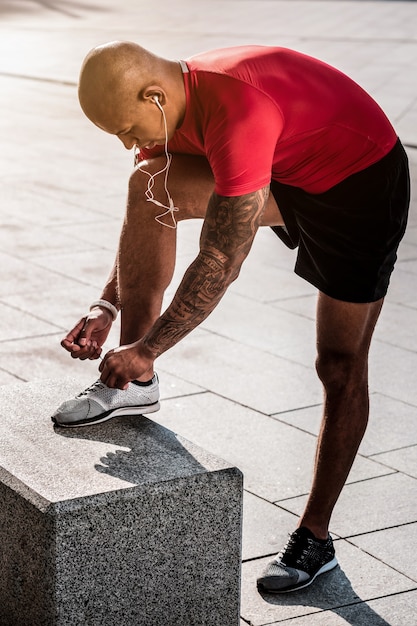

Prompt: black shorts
[{"left": 270, "top": 139, "right": 410, "bottom": 303}]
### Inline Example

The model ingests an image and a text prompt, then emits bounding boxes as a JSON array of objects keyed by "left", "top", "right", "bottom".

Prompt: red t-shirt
[{"left": 141, "top": 46, "right": 397, "bottom": 195}]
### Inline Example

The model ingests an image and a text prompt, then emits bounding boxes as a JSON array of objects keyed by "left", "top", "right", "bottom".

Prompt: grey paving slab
[
  {"left": 350, "top": 590, "right": 417, "bottom": 626},
  {"left": 241, "top": 226, "right": 297, "bottom": 270},
  {"left": 30, "top": 249, "right": 115, "bottom": 291},
  {"left": 153, "top": 391, "right": 318, "bottom": 501},
  {"left": 153, "top": 391, "right": 393, "bottom": 503},
  {"left": 242, "top": 492, "right": 297, "bottom": 561},
  {"left": 383, "top": 265, "right": 417, "bottom": 306},
  {"left": 278, "top": 473, "right": 417, "bottom": 538},
  {"left": 397, "top": 240, "right": 417, "bottom": 263},
  {"left": 0, "top": 79, "right": 130, "bottom": 196},
  {"left": 51, "top": 218, "right": 123, "bottom": 254},
  {"left": 272, "top": 294, "right": 317, "bottom": 322},
  {"left": 175, "top": 218, "right": 201, "bottom": 247},
  {"left": 396, "top": 256, "right": 417, "bottom": 275},
  {"left": 0, "top": 301, "right": 59, "bottom": 342},
  {"left": 56, "top": 190, "right": 130, "bottom": 219},
  {"left": 229, "top": 254, "right": 316, "bottom": 305},
  {"left": 157, "top": 328, "right": 322, "bottom": 415},
  {"left": 241, "top": 540, "right": 416, "bottom": 626},
  {"left": 350, "top": 523, "right": 417, "bottom": 582},
  {"left": 0, "top": 283, "right": 117, "bottom": 332},
  {"left": 370, "top": 445, "right": 417, "bottom": 479},
  {"left": 0, "top": 334, "right": 103, "bottom": 384},
  {"left": 158, "top": 370, "right": 205, "bottom": 401},
  {"left": 0, "top": 369, "right": 25, "bottom": 386},
  {"left": 267, "top": 590, "right": 417, "bottom": 626},
  {"left": 0, "top": 183, "right": 112, "bottom": 227},
  {"left": 0, "top": 251, "right": 94, "bottom": 299},
  {"left": 369, "top": 341, "right": 417, "bottom": 407},
  {"left": 0, "top": 214, "right": 97, "bottom": 260},
  {"left": 398, "top": 107, "right": 417, "bottom": 146},
  {"left": 404, "top": 150, "right": 417, "bottom": 229},
  {"left": 0, "top": 27, "right": 91, "bottom": 83},
  {"left": 403, "top": 224, "right": 417, "bottom": 248},
  {"left": 276, "top": 393, "right": 417, "bottom": 457},
  {"left": 203, "top": 292, "right": 316, "bottom": 368}
]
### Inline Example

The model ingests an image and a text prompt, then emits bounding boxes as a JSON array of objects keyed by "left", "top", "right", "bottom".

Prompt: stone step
[{"left": 0, "top": 379, "right": 243, "bottom": 626}]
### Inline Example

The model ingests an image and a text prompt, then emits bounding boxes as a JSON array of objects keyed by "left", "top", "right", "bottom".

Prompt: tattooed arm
[
  {"left": 99, "top": 186, "right": 269, "bottom": 388},
  {"left": 144, "top": 186, "right": 269, "bottom": 354}
]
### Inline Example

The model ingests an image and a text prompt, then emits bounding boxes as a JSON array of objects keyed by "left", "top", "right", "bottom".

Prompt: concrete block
[{"left": 0, "top": 380, "right": 242, "bottom": 626}]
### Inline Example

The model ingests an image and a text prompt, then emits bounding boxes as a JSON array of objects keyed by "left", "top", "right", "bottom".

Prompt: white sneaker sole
[
  {"left": 258, "top": 556, "right": 338, "bottom": 594},
  {"left": 52, "top": 400, "right": 160, "bottom": 428}
]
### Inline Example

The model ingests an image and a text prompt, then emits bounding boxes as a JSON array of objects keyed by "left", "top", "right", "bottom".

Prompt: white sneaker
[{"left": 51, "top": 374, "right": 160, "bottom": 427}]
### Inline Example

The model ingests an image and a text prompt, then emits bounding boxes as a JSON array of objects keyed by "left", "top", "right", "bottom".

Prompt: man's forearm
[
  {"left": 141, "top": 186, "right": 269, "bottom": 358},
  {"left": 142, "top": 248, "right": 234, "bottom": 356}
]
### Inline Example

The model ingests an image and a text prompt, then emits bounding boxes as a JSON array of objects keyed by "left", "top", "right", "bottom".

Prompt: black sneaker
[{"left": 257, "top": 527, "right": 338, "bottom": 593}]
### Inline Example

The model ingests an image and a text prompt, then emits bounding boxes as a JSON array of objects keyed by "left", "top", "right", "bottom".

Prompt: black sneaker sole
[
  {"left": 257, "top": 556, "right": 338, "bottom": 594},
  {"left": 52, "top": 401, "right": 160, "bottom": 428}
]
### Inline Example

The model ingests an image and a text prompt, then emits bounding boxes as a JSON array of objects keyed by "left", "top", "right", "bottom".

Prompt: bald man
[{"left": 52, "top": 41, "right": 409, "bottom": 594}]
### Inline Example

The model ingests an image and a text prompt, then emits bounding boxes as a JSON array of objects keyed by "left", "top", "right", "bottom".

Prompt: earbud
[{"left": 153, "top": 95, "right": 164, "bottom": 114}]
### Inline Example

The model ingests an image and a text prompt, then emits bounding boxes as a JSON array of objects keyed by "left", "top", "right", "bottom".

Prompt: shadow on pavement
[{"left": 259, "top": 565, "right": 393, "bottom": 626}]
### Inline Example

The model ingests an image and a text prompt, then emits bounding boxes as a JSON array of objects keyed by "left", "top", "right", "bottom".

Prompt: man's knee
[
  {"left": 315, "top": 348, "right": 368, "bottom": 394},
  {"left": 315, "top": 294, "right": 383, "bottom": 394},
  {"left": 128, "top": 155, "right": 212, "bottom": 221},
  {"left": 126, "top": 158, "right": 182, "bottom": 226}
]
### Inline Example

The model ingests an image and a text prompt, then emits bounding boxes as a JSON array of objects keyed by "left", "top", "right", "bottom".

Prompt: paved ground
[{"left": 1, "top": 1, "right": 416, "bottom": 624}]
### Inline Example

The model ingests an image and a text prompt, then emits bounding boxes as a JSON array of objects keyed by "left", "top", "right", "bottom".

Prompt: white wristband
[{"left": 90, "top": 299, "right": 118, "bottom": 321}]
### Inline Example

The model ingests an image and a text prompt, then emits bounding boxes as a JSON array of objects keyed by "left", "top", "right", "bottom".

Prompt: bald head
[
  {"left": 78, "top": 41, "right": 186, "bottom": 148},
  {"left": 78, "top": 41, "right": 161, "bottom": 129}
]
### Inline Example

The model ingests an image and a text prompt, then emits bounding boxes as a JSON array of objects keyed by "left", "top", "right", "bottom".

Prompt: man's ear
[{"left": 142, "top": 86, "right": 166, "bottom": 106}]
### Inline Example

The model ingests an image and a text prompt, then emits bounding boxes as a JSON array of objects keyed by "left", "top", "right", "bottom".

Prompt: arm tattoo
[{"left": 142, "top": 186, "right": 269, "bottom": 357}]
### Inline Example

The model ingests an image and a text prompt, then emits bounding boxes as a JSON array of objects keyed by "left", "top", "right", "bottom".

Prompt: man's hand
[
  {"left": 61, "top": 307, "right": 113, "bottom": 360},
  {"left": 98, "top": 341, "right": 154, "bottom": 389}
]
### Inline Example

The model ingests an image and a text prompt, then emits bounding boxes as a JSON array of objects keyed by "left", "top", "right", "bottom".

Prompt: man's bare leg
[
  {"left": 298, "top": 292, "right": 384, "bottom": 538},
  {"left": 257, "top": 292, "right": 384, "bottom": 592}
]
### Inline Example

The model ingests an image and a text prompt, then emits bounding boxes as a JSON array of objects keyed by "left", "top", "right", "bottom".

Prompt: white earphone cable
[{"left": 133, "top": 98, "right": 179, "bottom": 229}]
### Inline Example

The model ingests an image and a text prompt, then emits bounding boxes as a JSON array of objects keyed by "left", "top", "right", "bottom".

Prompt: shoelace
[
  {"left": 278, "top": 532, "right": 309, "bottom": 566},
  {"left": 77, "top": 381, "right": 105, "bottom": 397}
]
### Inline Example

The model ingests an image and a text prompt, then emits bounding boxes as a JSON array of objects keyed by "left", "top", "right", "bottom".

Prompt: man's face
[{"left": 98, "top": 95, "right": 168, "bottom": 152}]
